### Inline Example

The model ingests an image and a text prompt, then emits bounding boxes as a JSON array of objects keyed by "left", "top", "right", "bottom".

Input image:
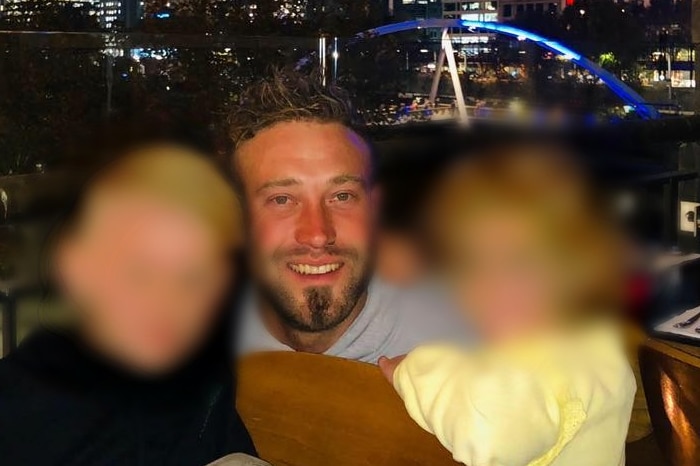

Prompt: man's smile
[{"left": 288, "top": 262, "right": 344, "bottom": 276}]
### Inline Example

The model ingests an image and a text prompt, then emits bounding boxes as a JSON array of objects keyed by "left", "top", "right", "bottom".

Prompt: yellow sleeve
[{"left": 392, "top": 344, "right": 587, "bottom": 466}]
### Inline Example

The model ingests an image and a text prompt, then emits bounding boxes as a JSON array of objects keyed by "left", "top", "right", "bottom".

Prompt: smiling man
[{"left": 228, "top": 70, "right": 464, "bottom": 363}]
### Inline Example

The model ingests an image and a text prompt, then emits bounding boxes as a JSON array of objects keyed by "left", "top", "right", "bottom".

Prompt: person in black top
[{"left": 0, "top": 145, "right": 258, "bottom": 465}]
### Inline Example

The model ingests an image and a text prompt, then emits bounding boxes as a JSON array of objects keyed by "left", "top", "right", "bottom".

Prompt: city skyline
[{"left": 0, "top": 0, "right": 144, "bottom": 28}]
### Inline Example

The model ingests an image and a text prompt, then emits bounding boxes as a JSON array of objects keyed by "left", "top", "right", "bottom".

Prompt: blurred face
[
  {"left": 58, "top": 193, "right": 231, "bottom": 374},
  {"left": 450, "top": 209, "right": 563, "bottom": 342},
  {"left": 236, "top": 121, "right": 376, "bottom": 333},
  {"left": 377, "top": 231, "right": 425, "bottom": 286}
]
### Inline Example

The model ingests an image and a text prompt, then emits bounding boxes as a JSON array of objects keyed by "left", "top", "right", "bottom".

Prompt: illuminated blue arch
[{"left": 355, "top": 19, "right": 658, "bottom": 120}]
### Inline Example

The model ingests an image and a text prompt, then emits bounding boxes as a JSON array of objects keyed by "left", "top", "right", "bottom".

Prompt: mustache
[{"left": 273, "top": 246, "right": 360, "bottom": 262}]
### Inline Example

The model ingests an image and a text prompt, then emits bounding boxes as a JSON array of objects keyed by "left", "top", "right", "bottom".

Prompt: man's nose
[{"left": 295, "top": 202, "right": 336, "bottom": 248}]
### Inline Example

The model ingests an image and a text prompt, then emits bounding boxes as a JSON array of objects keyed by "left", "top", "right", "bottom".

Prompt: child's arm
[{"left": 379, "top": 345, "right": 586, "bottom": 466}]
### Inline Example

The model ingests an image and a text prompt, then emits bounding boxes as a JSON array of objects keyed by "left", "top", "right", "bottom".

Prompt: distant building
[
  {"left": 98, "top": 0, "right": 144, "bottom": 30},
  {"left": 241, "top": 0, "right": 309, "bottom": 25},
  {"left": 440, "top": 0, "right": 569, "bottom": 48},
  {"left": 441, "top": 0, "right": 569, "bottom": 24},
  {"left": 441, "top": 1, "right": 497, "bottom": 48},
  {"left": 498, "top": 0, "right": 569, "bottom": 22},
  {"left": 393, "top": 0, "right": 443, "bottom": 21},
  {"left": 0, "top": 0, "right": 144, "bottom": 29},
  {"left": 442, "top": 0, "right": 497, "bottom": 22},
  {"left": 386, "top": 1, "right": 443, "bottom": 39},
  {"left": 0, "top": 0, "right": 99, "bottom": 22}
]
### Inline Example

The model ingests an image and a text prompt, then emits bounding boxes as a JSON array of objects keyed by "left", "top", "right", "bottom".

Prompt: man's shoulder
[
  {"left": 359, "top": 278, "right": 471, "bottom": 359},
  {"left": 369, "top": 278, "right": 462, "bottom": 323}
]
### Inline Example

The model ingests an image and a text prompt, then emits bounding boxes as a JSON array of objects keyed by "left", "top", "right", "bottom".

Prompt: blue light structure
[{"left": 355, "top": 19, "right": 658, "bottom": 119}]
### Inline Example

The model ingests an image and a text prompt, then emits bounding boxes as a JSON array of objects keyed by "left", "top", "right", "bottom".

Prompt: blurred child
[
  {"left": 0, "top": 145, "right": 259, "bottom": 465},
  {"left": 379, "top": 145, "right": 636, "bottom": 466}
]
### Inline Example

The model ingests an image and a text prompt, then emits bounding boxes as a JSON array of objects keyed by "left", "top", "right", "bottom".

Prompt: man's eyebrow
[
  {"left": 329, "top": 175, "right": 367, "bottom": 187},
  {"left": 256, "top": 178, "right": 301, "bottom": 193}
]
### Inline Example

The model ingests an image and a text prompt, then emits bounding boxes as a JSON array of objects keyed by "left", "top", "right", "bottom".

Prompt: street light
[
  {"left": 318, "top": 35, "right": 327, "bottom": 86},
  {"left": 333, "top": 37, "right": 339, "bottom": 84},
  {"left": 665, "top": 52, "right": 672, "bottom": 101}
]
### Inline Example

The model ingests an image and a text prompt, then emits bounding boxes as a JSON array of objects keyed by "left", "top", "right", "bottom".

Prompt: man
[{"left": 229, "top": 70, "right": 465, "bottom": 363}]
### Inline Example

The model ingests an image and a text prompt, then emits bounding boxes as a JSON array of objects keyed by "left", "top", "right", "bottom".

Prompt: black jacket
[{"left": 0, "top": 328, "right": 256, "bottom": 466}]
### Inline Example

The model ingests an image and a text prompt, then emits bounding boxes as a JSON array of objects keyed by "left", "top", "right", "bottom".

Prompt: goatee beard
[
  {"left": 261, "top": 269, "right": 371, "bottom": 333},
  {"left": 304, "top": 286, "right": 333, "bottom": 330}
]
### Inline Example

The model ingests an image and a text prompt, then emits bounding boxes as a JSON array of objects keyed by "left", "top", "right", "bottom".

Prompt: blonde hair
[
  {"left": 77, "top": 144, "right": 243, "bottom": 251},
  {"left": 427, "top": 144, "right": 625, "bottom": 313}
]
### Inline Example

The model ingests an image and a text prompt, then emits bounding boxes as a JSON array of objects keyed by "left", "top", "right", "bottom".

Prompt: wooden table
[
  {"left": 635, "top": 335, "right": 700, "bottom": 466},
  {"left": 627, "top": 319, "right": 700, "bottom": 444}
]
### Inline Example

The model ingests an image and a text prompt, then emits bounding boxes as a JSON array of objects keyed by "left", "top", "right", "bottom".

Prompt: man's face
[{"left": 236, "top": 121, "right": 376, "bottom": 333}]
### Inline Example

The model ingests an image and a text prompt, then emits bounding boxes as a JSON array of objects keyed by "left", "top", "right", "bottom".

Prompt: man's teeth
[{"left": 289, "top": 263, "right": 342, "bottom": 275}]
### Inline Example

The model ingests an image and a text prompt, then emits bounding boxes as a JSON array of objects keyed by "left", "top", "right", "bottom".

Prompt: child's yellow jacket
[{"left": 393, "top": 323, "right": 636, "bottom": 466}]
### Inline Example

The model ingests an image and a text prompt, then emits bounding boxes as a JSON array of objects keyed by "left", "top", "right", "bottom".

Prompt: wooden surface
[
  {"left": 236, "top": 352, "right": 460, "bottom": 466},
  {"left": 651, "top": 337, "right": 700, "bottom": 360},
  {"left": 628, "top": 335, "right": 700, "bottom": 443},
  {"left": 639, "top": 337, "right": 700, "bottom": 466}
]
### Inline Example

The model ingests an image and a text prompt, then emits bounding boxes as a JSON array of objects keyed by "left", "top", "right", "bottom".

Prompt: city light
[
  {"left": 360, "top": 19, "right": 659, "bottom": 120},
  {"left": 458, "top": 21, "right": 582, "bottom": 61}
]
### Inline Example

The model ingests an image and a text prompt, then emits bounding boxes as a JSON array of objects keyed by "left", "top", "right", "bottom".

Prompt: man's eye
[
  {"left": 334, "top": 192, "right": 353, "bottom": 202},
  {"left": 272, "top": 195, "right": 290, "bottom": 205}
]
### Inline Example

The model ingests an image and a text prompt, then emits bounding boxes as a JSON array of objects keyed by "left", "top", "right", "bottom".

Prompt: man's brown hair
[{"left": 227, "top": 68, "right": 363, "bottom": 156}]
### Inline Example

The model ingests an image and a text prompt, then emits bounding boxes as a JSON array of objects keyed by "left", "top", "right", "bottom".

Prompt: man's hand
[{"left": 378, "top": 355, "right": 406, "bottom": 384}]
